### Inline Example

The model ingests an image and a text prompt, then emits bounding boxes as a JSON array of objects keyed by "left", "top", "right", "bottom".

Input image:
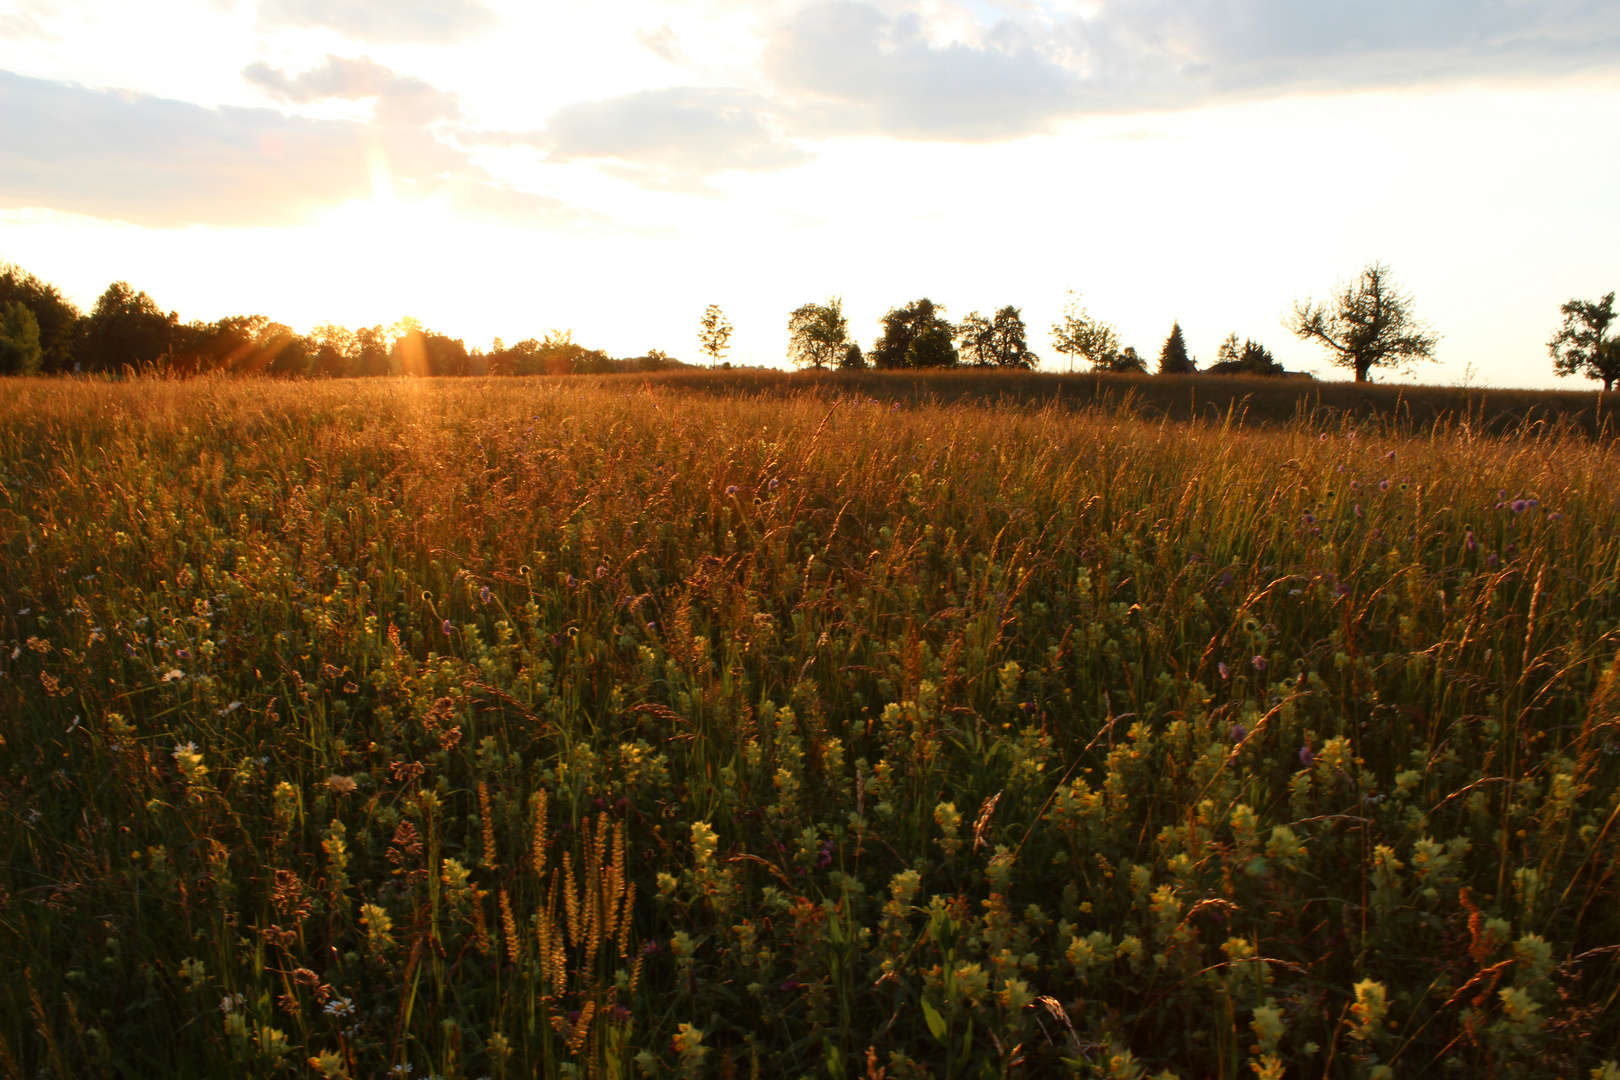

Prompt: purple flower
[
  {"left": 1299, "top": 745, "right": 1316, "bottom": 767},
  {"left": 480, "top": 585, "right": 492, "bottom": 603},
  {"left": 1230, "top": 723, "right": 1248, "bottom": 743},
  {"left": 596, "top": 565, "right": 608, "bottom": 579},
  {"left": 1302, "top": 513, "right": 1316, "bottom": 525},
  {"left": 640, "top": 940, "right": 663, "bottom": 957},
  {"left": 1379, "top": 479, "right": 1391, "bottom": 492},
  {"left": 1464, "top": 531, "right": 1477, "bottom": 552},
  {"left": 726, "top": 485, "right": 740, "bottom": 496},
  {"left": 768, "top": 478, "right": 779, "bottom": 490},
  {"left": 1336, "top": 583, "right": 1351, "bottom": 597},
  {"left": 780, "top": 977, "right": 803, "bottom": 992},
  {"left": 1218, "top": 662, "right": 1230, "bottom": 679},
  {"left": 1548, "top": 511, "right": 1562, "bottom": 522},
  {"left": 1486, "top": 552, "right": 1499, "bottom": 568},
  {"left": 816, "top": 840, "right": 834, "bottom": 869},
  {"left": 566, "top": 574, "right": 577, "bottom": 588},
  {"left": 1510, "top": 499, "right": 1528, "bottom": 513},
  {"left": 442, "top": 619, "right": 453, "bottom": 635},
  {"left": 1354, "top": 504, "right": 1363, "bottom": 517},
  {"left": 1251, "top": 655, "right": 1268, "bottom": 671},
  {"left": 1384, "top": 451, "right": 1396, "bottom": 462}
]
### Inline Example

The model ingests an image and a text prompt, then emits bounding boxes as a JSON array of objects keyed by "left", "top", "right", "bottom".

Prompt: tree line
[
  {"left": 3, "top": 258, "right": 1616, "bottom": 389},
  {"left": 0, "top": 263, "right": 685, "bottom": 378}
]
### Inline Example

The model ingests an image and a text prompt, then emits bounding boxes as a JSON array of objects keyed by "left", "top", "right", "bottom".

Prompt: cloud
[
  {"left": 243, "top": 55, "right": 462, "bottom": 125},
  {"left": 0, "top": 69, "right": 569, "bottom": 227},
  {"left": 636, "top": 22, "right": 687, "bottom": 65},
  {"left": 755, "top": 0, "right": 1620, "bottom": 141},
  {"left": 529, "top": 86, "right": 814, "bottom": 190},
  {"left": 256, "top": 0, "right": 497, "bottom": 44},
  {"left": 763, "top": 1, "right": 1080, "bottom": 139}
]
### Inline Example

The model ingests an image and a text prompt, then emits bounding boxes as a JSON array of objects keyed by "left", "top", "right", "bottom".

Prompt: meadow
[{"left": 1, "top": 373, "right": 1617, "bottom": 1079}]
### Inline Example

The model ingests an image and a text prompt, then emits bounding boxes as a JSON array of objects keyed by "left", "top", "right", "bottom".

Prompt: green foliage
[
  {"left": 82, "top": 280, "right": 177, "bottom": 371},
  {"left": 2, "top": 379, "right": 1619, "bottom": 1079},
  {"left": 1548, "top": 292, "right": 1619, "bottom": 392},
  {"left": 1288, "top": 262, "right": 1438, "bottom": 383},
  {"left": 1052, "top": 292, "right": 1134, "bottom": 372},
  {"left": 0, "top": 300, "right": 42, "bottom": 375},
  {"left": 788, "top": 297, "right": 851, "bottom": 370},
  {"left": 0, "top": 261, "right": 81, "bottom": 373},
  {"left": 957, "top": 306, "right": 1037, "bottom": 369},
  {"left": 872, "top": 298, "right": 955, "bottom": 370}
]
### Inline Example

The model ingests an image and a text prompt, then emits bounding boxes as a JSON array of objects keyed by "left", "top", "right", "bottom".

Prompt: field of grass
[{"left": 2, "top": 373, "right": 1618, "bottom": 1079}]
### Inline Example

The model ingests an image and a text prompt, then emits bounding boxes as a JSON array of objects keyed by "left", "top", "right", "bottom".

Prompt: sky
[{"left": 2, "top": 0, "right": 1619, "bottom": 386}]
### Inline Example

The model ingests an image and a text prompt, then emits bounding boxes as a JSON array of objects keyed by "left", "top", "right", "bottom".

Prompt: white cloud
[
  {"left": 255, "top": 0, "right": 497, "bottom": 43},
  {"left": 243, "top": 54, "right": 463, "bottom": 125},
  {"left": 525, "top": 86, "right": 814, "bottom": 190},
  {"left": 0, "top": 69, "right": 564, "bottom": 227}
]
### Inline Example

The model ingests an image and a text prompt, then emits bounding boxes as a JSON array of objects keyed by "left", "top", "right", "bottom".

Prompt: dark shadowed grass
[{"left": 1, "top": 374, "right": 1617, "bottom": 1079}]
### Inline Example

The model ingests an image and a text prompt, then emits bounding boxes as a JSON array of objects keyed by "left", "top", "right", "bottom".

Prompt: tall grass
[{"left": 1, "top": 373, "right": 1617, "bottom": 1079}]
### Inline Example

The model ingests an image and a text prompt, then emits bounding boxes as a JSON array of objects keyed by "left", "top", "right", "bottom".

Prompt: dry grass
[{"left": 1, "top": 373, "right": 1618, "bottom": 1078}]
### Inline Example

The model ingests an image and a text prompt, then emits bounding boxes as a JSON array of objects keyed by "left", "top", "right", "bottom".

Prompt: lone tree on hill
[
  {"left": 1286, "top": 262, "right": 1437, "bottom": 382},
  {"left": 1157, "top": 321, "right": 1195, "bottom": 374},
  {"left": 787, "top": 297, "right": 850, "bottom": 370},
  {"left": 698, "top": 304, "right": 733, "bottom": 367},
  {"left": 1548, "top": 291, "right": 1619, "bottom": 392},
  {"left": 958, "top": 306, "right": 1038, "bottom": 368},
  {"left": 871, "top": 298, "right": 956, "bottom": 369}
]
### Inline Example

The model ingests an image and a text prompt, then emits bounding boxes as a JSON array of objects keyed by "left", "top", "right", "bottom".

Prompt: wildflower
[
  {"left": 1510, "top": 499, "right": 1528, "bottom": 513},
  {"left": 1465, "top": 530, "right": 1477, "bottom": 552},
  {"left": 1251, "top": 655, "right": 1267, "bottom": 671},
  {"left": 324, "top": 997, "right": 355, "bottom": 1018},
  {"left": 1302, "top": 512, "right": 1316, "bottom": 525},
  {"left": 596, "top": 565, "right": 608, "bottom": 579},
  {"left": 1384, "top": 450, "right": 1395, "bottom": 462},
  {"left": 1354, "top": 504, "right": 1362, "bottom": 517},
  {"left": 388, "top": 1066, "right": 414, "bottom": 1077},
  {"left": 441, "top": 620, "right": 453, "bottom": 635},
  {"left": 480, "top": 586, "right": 492, "bottom": 603},
  {"left": 1487, "top": 552, "right": 1499, "bottom": 568},
  {"left": 1379, "top": 479, "right": 1390, "bottom": 492},
  {"left": 1548, "top": 511, "right": 1562, "bottom": 521},
  {"left": 725, "top": 485, "right": 740, "bottom": 496},
  {"left": 173, "top": 743, "right": 207, "bottom": 782},
  {"left": 220, "top": 993, "right": 245, "bottom": 1013},
  {"left": 326, "top": 774, "right": 358, "bottom": 796},
  {"left": 768, "top": 478, "right": 779, "bottom": 490},
  {"left": 1218, "top": 662, "right": 1230, "bottom": 679},
  {"left": 1230, "top": 723, "right": 1248, "bottom": 743},
  {"left": 162, "top": 669, "right": 184, "bottom": 682}
]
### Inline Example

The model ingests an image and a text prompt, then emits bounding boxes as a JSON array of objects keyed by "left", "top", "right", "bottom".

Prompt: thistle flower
[
  {"left": 1230, "top": 724, "right": 1248, "bottom": 743},
  {"left": 1251, "top": 655, "right": 1267, "bottom": 671},
  {"left": 441, "top": 620, "right": 453, "bottom": 635},
  {"left": 1218, "top": 662, "right": 1230, "bottom": 679},
  {"left": 1298, "top": 745, "right": 1315, "bottom": 767},
  {"left": 479, "top": 585, "right": 492, "bottom": 603}
]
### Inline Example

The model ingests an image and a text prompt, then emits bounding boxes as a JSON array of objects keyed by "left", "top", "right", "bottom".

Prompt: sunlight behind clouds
[{"left": 1, "top": 0, "right": 1618, "bottom": 387}]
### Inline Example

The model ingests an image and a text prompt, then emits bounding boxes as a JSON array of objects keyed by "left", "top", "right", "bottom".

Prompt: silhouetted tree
[
  {"left": 0, "top": 302, "right": 43, "bottom": 375},
  {"left": 1287, "top": 262, "right": 1436, "bottom": 382},
  {"left": 1548, "top": 291, "right": 1619, "bottom": 392},
  {"left": 1051, "top": 292, "right": 1123, "bottom": 372},
  {"left": 81, "top": 281, "right": 177, "bottom": 371},
  {"left": 0, "top": 262, "right": 81, "bottom": 373},
  {"left": 839, "top": 342, "right": 866, "bottom": 369},
  {"left": 1157, "top": 322, "right": 1195, "bottom": 374},
  {"left": 787, "top": 298, "right": 850, "bottom": 370},
  {"left": 1115, "top": 346, "right": 1147, "bottom": 374},
  {"left": 871, "top": 298, "right": 955, "bottom": 369},
  {"left": 698, "top": 305, "right": 732, "bottom": 367},
  {"left": 1207, "top": 334, "right": 1283, "bottom": 376},
  {"left": 958, "top": 306, "right": 1037, "bottom": 368}
]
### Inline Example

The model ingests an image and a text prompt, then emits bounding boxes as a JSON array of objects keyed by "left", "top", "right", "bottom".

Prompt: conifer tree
[{"left": 1157, "top": 321, "right": 1195, "bottom": 374}]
